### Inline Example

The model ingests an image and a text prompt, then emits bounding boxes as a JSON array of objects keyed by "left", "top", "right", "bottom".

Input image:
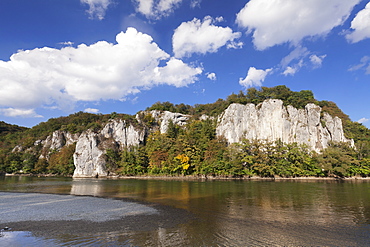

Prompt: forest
[{"left": 1, "top": 85, "right": 370, "bottom": 178}]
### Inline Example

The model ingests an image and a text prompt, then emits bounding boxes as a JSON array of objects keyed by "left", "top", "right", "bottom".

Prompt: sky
[{"left": 0, "top": 0, "right": 370, "bottom": 128}]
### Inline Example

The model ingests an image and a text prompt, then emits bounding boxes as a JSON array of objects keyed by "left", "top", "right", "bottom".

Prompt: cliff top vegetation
[
  {"left": 1, "top": 85, "right": 369, "bottom": 153},
  {"left": 1, "top": 85, "right": 370, "bottom": 178}
]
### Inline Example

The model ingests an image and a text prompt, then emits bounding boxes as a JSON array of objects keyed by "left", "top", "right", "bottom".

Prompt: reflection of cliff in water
[
  {"left": 118, "top": 179, "right": 370, "bottom": 246},
  {"left": 70, "top": 178, "right": 104, "bottom": 196},
  {"left": 2, "top": 176, "right": 370, "bottom": 246},
  {"left": 69, "top": 178, "right": 370, "bottom": 227},
  {"left": 68, "top": 178, "right": 370, "bottom": 246}
]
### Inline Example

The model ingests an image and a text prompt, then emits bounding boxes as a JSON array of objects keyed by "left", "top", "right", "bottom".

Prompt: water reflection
[
  {"left": 0, "top": 230, "right": 60, "bottom": 247},
  {"left": 1, "top": 176, "right": 370, "bottom": 246},
  {"left": 70, "top": 178, "right": 104, "bottom": 196}
]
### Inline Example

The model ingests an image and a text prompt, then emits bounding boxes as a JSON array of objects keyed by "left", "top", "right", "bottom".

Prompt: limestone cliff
[
  {"left": 30, "top": 99, "right": 352, "bottom": 177},
  {"left": 146, "top": 110, "right": 189, "bottom": 134},
  {"left": 39, "top": 130, "right": 79, "bottom": 159},
  {"left": 72, "top": 119, "right": 146, "bottom": 178},
  {"left": 101, "top": 119, "right": 146, "bottom": 148},
  {"left": 73, "top": 130, "right": 107, "bottom": 178},
  {"left": 216, "top": 99, "right": 353, "bottom": 152}
]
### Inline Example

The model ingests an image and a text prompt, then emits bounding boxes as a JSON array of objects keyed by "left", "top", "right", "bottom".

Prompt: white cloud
[
  {"left": 283, "top": 66, "right": 298, "bottom": 76},
  {"left": 134, "top": 0, "right": 184, "bottom": 19},
  {"left": 157, "top": 0, "right": 182, "bottom": 13},
  {"left": 227, "top": 41, "right": 244, "bottom": 49},
  {"left": 310, "top": 54, "right": 326, "bottom": 68},
  {"left": 190, "top": 0, "right": 201, "bottom": 8},
  {"left": 59, "top": 41, "right": 74, "bottom": 46},
  {"left": 346, "top": 2, "right": 370, "bottom": 43},
  {"left": 239, "top": 67, "right": 272, "bottom": 88},
  {"left": 236, "top": 0, "right": 361, "bottom": 50},
  {"left": 81, "top": 0, "right": 112, "bottom": 20},
  {"left": 206, "top": 72, "right": 216, "bottom": 80},
  {"left": 134, "top": 0, "right": 153, "bottom": 17},
  {"left": 280, "top": 46, "right": 309, "bottom": 68},
  {"left": 215, "top": 16, "right": 224, "bottom": 23},
  {"left": 280, "top": 47, "right": 307, "bottom": 75},
  {"left": 358, "top": 117, "right": 369, "bottom": 124},
  {"left": 280, "top": 47, "right": 326, "bottom": 75},
  {"left": 0, "top": 108, "right": 43, "bottom": 118},
  {"left": 173, "top": 16, "right": 242, "bottom": 58},
  {"left": 349, "top": 56, "right": 370, "bottom": 74},
  {"left": 84, "top": 108, "right": 100, "bottom": 113},
  {"left": 153, "top": 57, "right": 202, "bottom": 87},
  {"left": 0, "top": 28, "right": 202, "bottom": 117}
]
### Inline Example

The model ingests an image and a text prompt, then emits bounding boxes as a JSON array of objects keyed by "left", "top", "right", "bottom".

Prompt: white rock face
[
  {"left": 101, "top": 119, "right": 146, "bottom": 148},
  {"left": 72, "top": 119, "right": 145, "bottom": 178},
  {"left": 39, "top": 130, "right": 80, "bottom": 159},
  {"left": 43, "top": 130, "right": 79, "bottom": 151},
  {"left": 149, "top": 110, "right": 189, "bottom": 134},
  {"left": 73, "top": 130, "right": 107, "bottom": 178},
  {"left": 33, "top": 99, "right": 353, "bottom": 178},
  {"left": 216, "top": 100, "right": 352, "bottom": 152}
]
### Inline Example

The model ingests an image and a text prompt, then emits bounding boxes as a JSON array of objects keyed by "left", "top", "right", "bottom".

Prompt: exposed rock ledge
[{"left": 216, "top": 99, "right": 353, "bottom": 152}]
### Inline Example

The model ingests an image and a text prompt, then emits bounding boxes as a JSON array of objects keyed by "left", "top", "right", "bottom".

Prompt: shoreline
[{"left": 4, "top": 173, "right": 370, "bottom": 181}]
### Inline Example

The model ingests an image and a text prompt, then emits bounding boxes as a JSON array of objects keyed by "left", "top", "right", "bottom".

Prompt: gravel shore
[{"left": 0, "top": 192, "right": 193, "bottom": 235}]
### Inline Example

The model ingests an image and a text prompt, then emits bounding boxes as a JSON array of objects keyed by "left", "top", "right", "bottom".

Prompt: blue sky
[{"left": 1, "top": 0, "right": 370, "bottom": 128}]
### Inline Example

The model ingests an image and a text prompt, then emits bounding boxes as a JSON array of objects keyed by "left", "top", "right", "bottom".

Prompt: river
[{"left": 1, "top": 176, "right": 370, "bottom": 246}]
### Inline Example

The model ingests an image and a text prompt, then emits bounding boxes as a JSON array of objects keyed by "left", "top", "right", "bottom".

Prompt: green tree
[
  {"left": 105, "top": 148, "right": 120, "bottom": 173},
  {"left": 47, "top": 144, "right": 76, "bottom": 175},
  {"left": 315, "top": 142, "right": 359, "bottom": 177}
]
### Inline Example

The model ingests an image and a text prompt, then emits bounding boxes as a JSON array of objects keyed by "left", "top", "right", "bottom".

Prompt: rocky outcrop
[
  {"left": 72, "top": 112, "right": 191, "bottom": 177},
  {"left": 39, "top": 130, "right": 79, "bottom": 159},
  {"left": 73, "top": 130, "right": 107, "bottom": 178},
  {"left": 216, "top": 99, "right": 352, "bottom": 152},
  {"left": 101, "top": 119, "right": 146, "bottom": 148},
  {"left": 148, "top": 110, "right": 189, "bottom": 134},
  {"left": 72, "top": 119, "right": 146, "bottom": 178},
  {"left": 24, "top": 99, "right": 352, "bottom": 178}
]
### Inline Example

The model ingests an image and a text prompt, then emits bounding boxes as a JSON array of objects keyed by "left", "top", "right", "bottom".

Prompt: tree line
[{"left": 1, "top": 85, "right": 370, "bottom": 177}]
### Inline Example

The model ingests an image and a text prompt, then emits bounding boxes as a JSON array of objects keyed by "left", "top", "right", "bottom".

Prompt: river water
[{"left": 1, "top": 176, "right": 370, "bottom": 246}]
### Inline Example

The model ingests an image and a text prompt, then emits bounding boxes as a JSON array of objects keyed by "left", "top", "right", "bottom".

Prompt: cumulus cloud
[
  {"left": 346, "top": 2, "right": 370, "bottom": 43},
  {"left": 173, "top": 16, "right": 242, "bottom": 58},
  {"left": 239, "top": 67, "right": 272, "bottom": 88},
  {"left": 81, "top": 0, "right": 113, "bottom": 20},
  {"left": 134, "top": 0, "right": 184, "bottom": 19},
  {"left": 236, "top": 0, "right": 361, "bottom": 50},
  {"left": 358, "top": 117, "right": 369, "bottom": 124},
  {"left": 206, "top": 72, "right": 216, "bottom": 80},
  {"left": 84, "top": 108, "right": 100, "bottom": 113},
  {"left": 0, "top": 28, "right": 202, "bottom": 117}
]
